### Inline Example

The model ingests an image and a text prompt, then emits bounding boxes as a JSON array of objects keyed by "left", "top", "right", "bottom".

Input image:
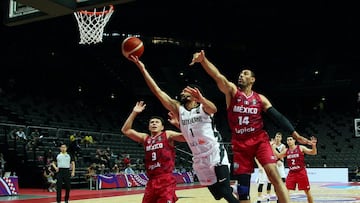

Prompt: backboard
[{"left": 3, "top": 0, "right": 135, "bottom": 26}]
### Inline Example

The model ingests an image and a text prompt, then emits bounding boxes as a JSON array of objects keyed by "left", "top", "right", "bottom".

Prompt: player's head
[
  {"left": 286, "top": 136, "right": 296, "bottom": 147},
  {"left": 275, "top": 132, "right": 283, "bottom": 142},
  {"left": 148, "top": 116, "right": 165, "bottom": 133},
  {"left": 179, "top": 84, "right": 204, "bottom": 105},
  {"left": 238, "top": 68, "right": 255, "bottom": 89}
]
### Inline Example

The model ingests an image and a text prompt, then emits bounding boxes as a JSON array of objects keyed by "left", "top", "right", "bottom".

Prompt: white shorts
[
  {"left": 193, "top": 147, "right": 230, "bottom": 186},
  {"left": 277, "top": 160, "right": 286, "bottom": 179},
  {"left": 256, "top": 168, "right": 269, "bottom": 184}
]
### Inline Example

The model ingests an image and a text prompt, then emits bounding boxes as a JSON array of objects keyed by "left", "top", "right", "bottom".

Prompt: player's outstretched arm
[
  {"left": 262, "top": 94, "right": 311, "bottom": 145},
  {"left": 190, "top": 50, "right": 236, "bottom": 96},
  {"left": 121, "top": 101, "right": 148, "bottom": 144},
  {"left": 183, "top": 86, "right": 217, "bottom": 115},
  {"left": 128, "top": 55, "right": 179, "bottom": 114},
  {"left": 301, "top": 136, "right": 317, "bottom": 155}
]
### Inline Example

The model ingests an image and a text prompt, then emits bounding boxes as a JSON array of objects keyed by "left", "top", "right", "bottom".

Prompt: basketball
[{"left": 121, "top": 36, "right": 144, "bottom": 58}]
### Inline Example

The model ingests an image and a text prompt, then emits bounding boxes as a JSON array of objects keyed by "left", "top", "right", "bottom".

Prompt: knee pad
[
  {"left": 236, "top": 174, "right": 251, "bottom": 200},
  {"left": 258, "top": 184, "right": 264, "bottom": 192},
  {"left": 237, "top": 185, "right": 250, "bottom": 200}
]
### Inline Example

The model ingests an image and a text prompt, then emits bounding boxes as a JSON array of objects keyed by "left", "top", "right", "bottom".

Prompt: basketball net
[{"left": 74, "top": 5, "right": 114, "bottom": 45}]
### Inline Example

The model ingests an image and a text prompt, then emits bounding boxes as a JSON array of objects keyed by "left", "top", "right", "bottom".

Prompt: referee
[{"left": 52, "top": 143, "right": 75, "bottom": 203}]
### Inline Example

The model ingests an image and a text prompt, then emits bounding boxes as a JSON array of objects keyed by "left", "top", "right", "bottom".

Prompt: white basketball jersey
[
  {"left": 179, "top": 104, "right": 230, "bottom": 186},
  {"left": 275, "top": 143, "right": 286, "bottom": 178}
]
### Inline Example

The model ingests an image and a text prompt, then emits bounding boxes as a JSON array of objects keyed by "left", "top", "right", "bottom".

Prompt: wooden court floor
[{"left": 1, "top": 182, "right": 360, "bottom": 203}]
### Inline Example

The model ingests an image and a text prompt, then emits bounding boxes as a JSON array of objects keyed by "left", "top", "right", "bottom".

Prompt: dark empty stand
[{"left": 1, "top": 91, "right": 359, "bottom": 187}]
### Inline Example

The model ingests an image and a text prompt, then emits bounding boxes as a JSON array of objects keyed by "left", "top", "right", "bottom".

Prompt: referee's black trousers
[{"left": 56, "top": 168, "right": 71, "bottom": 203}]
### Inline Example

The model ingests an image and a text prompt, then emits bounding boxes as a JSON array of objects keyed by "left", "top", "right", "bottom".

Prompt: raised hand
[
  {"left": 133, "top": 101, "right": 146, "bottom": 113},
  {"left": 189, "top": 50, "right": 205, "bottom": 66},
  {"left": 270, "top": 138, "right": 275, "bottom": 145},
  {"left": 167, "top": 111, "right": 180, "bottom": 128},
  {"left": 310, "top": 136, "right": 317, "bottom": 145},
  {"left": 183, "top": 86, "right": 204, "bottom": 103},
  {"left": 128, "top": 55, "right": 145, "bottom": 69}
]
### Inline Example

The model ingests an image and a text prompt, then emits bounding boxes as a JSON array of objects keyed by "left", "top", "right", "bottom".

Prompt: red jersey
[
  {"left": 227, "top": 88, "right": 265, "bottom": 142},
  {"left": 123, "top": 157, "right": 130, "bottom": 166},
  {"left": 286, "top": 145, "right": 306, "bottom": 172},
  {"left": 144, "top": 131, "right": 175, "bottom": 178}
]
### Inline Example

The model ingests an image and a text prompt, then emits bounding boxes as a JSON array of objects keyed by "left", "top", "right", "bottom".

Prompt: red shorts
[
  {"left": 142, "top": 173, "right": 178, "bottom": 203},
  {"left": 232, "top": 131, "right": 276, "bottom": 175},
  {"left": 286, "top": 168, "right": 310, "bottom": 191}
]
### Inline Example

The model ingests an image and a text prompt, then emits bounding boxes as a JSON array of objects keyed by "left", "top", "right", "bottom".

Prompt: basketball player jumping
[
  {"left": 190, "top": 50, "right": 312, "bottom": 203},
  {"left": 127, "top": 55, "right": 238, "bottom": 203},
  {"left": 121, "top": 101, "right": 186, "bottom": 203}
]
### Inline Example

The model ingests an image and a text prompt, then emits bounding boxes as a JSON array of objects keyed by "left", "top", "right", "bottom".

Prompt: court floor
[{"left": 1, "top": 182, "right": 360, "bottom": 203}]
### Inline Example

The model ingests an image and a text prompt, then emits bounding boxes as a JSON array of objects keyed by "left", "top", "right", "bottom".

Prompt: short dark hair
[
  {"left": 188, "top": 84, "right": 204, "bottom": 96},
  {"left": 58, "top": 142, "right": 67, "bottom": 147},
  {"left": 149, "top": 116, "right": 165, "bottom": 126},
  {"left": 240, "top": 65, "right": 256, "bottom": 77}
]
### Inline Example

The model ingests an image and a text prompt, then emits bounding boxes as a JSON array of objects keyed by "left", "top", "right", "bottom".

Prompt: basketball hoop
[{"left": 74, "top": 5, "right": 114, "bottom": 45}]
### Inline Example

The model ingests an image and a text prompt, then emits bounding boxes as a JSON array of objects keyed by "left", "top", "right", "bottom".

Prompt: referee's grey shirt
[{"left": 56, "top": 153, "right": 72, "bottom": 169}]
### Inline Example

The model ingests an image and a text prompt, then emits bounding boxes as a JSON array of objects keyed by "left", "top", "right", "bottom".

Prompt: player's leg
[
  {"left": 303, "top": 189, "right": 314, "bottom": 203},
  {"left": 264, "top": 164, "right": 288, "bottom": 203},
  {"left": 266, "top": 182, "right": 272, "bottom": 202},
  {"left": 209, "top": 165, "right": 238, "bottom": 203},
  {"left": 257, "top": 135, "right": 289, "bottom": 203},
  {"left": 297, "top": 170, "right": 313, "bottom": 203},
  {"left": 256, "top": 183, "right": 264, "bottom": 203},
  {"left": 233, "top": 174, "right": 251, "bottom": 203}
]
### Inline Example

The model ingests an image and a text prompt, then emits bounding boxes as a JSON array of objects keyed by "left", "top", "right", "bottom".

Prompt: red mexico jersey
[
  {"left": 144, "top": 131, "right": 175, "bottom": 178},
  {"left": 227, "top": 88, "right": 265, "bottom": 141},
  {"left": 286, "top": 145, "right": 306, "bottom": 172}
]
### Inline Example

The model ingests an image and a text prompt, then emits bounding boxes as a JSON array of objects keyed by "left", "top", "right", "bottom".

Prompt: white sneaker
[{"left": 266, "top": 195, "right": 270, "bottom": 202}]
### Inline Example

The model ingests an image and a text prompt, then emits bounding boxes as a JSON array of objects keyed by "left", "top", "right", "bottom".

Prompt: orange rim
[{"left": 79, "top": 4, "right": 114, "bottom": 15}]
